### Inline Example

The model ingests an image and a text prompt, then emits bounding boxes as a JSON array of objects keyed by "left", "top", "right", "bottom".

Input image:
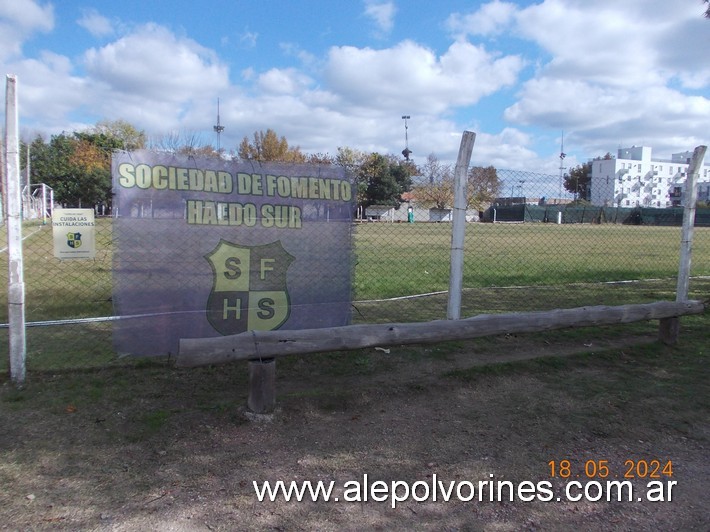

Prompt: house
[{"left": 590, "top": 146, "right": 710, "bottom": 208}]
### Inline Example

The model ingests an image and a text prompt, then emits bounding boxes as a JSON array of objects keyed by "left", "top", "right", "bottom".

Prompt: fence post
[
  {"left": 247, "top": 358, "right": 276, "bottom": 414},
  {"left": 676, "top": 145, "right": 706, "bottom": 302},
  {"left": 447, "top": 131, "right": 476, "bottom": 320},
  {"left": 661, "top": 145, "right": 707, "bottom": 345},
  {"left": 4, "top": 75, "right": 26, "bottom": 386}
]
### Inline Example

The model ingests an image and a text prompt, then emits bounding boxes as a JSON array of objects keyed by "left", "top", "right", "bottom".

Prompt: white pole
[
  {"left": 676, "top": 145, "right": 707, "bottom": 302},
  {"left": 4, "top": 75, "right": 26, "bottom": 385},
  {"left": 41, "top": 183, "right": 47, "bottom": 224},
  {"left": 0, "top": 130, "right": 4, "bottom": 223},
  {"left": 447, "top": 131, "right": 476, "bottom": 320}
]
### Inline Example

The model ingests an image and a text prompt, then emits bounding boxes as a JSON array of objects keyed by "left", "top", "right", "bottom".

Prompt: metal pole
[
  {"left": 447, "top": 131, "right": 476, "bottom": 320},
  {"left": 42, "top": 184, "right": 47, "bottom": 224},
  {"left": 676, "top": 145, "right": 707, "bottom": 302},
  {"left": 4, "top": 75, "right": 26, "bottom": 385}
]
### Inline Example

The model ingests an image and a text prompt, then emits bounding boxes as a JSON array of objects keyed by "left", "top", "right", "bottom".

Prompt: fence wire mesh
[{"left": 1, "top": 168, "right": 708, "bottom": 371}]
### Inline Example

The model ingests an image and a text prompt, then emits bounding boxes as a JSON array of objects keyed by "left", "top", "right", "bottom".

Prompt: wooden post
[
  {"left": 658, "top": 317, "right": 679, "bottom": 346},
  {"left": 247, "top": 358, "right": 276, "bottom": 414},
  {"left": 447, "top": 131, "right": 476, "bottom": 320},
  {"left": 664, "top": 145, "right": 707, "bottom": 344},
  {"left": 676, "top": 145, "right": 706, "bottom": 302}
]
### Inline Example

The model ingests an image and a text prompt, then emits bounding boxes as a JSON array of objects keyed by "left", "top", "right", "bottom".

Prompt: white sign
[{"left": 52, "top": 208, "right": 96, "bottom": 259}]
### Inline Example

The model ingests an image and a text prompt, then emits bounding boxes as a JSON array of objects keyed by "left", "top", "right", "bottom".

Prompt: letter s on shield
[{"left": 205, "top": 240, "right": 294, "bottom": 335}]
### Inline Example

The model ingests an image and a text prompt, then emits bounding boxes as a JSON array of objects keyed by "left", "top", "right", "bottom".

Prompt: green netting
[{"left": 482, "top": 205, "right": 710, "bottom": 226}]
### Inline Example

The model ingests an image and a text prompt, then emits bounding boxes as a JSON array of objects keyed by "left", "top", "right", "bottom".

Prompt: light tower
[
  {"left": 401, "top": 115, "right": 411, "bottom": 161},
  {"left": 213, "top": 98, "right": 225, "bottom": 152}
]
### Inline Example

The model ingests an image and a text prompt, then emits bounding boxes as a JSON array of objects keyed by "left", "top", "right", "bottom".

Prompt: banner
[{"left": 112, "top": 150, "right": 354, "bottom": 357}]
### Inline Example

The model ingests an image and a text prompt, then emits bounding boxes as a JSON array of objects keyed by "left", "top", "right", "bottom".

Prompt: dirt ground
[{"left": 1, "top": 322, "right": 709, "bottom": 531}]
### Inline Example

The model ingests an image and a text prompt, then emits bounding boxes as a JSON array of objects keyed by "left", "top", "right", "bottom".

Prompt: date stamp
[{"left": 548, "top": 459, "right": 673, "bottom": 480}]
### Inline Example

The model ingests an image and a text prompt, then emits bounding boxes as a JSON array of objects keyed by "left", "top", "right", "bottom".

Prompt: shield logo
[
  {"left": 67, "top": 232, "right": 82, "bottom": 249},
  {"left": 205, "top": 239, "right": 294, "bottom": 335}
]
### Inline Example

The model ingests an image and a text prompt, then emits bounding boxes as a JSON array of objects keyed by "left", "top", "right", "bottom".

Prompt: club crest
[
  {"left": 205, "top": 239, "right": 294, "bottom": 335},
  {"left": 66, "top": 232, "right": 82, "bottom": 249}
]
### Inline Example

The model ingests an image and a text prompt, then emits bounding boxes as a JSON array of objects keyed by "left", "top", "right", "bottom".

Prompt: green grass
[
  {"left": 0, "top": 219, "right": 708, "bottom": 370},
  {"left": 354, "top": 223, "right": 710, "bottom": 299}
]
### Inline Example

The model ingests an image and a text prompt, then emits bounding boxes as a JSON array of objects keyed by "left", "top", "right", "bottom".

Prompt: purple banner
[{"left": 112, "top": 150, "right": 354, "bottom": 357}]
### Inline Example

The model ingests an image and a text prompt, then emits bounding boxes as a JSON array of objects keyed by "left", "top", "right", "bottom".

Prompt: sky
[{"left": 1, "top": 0, "right": 709, "bottom": 175}]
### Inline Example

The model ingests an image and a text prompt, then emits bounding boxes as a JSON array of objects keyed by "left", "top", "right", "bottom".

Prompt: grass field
[
  {"left": 0, "top": 219, "right": 708, "bottom": 369},
  {"left": 354, "top": 222, "right": 710, "bottom": 299}
]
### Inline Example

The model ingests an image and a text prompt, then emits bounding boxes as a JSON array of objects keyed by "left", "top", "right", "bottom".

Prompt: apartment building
[{"left": 590, "top": 146, "right": 710, "bottom": 208}]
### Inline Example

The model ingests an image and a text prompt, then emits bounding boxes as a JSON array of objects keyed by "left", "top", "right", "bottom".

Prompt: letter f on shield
[{"left": 205, "top": 239, "right": 294, "bottom": 335}]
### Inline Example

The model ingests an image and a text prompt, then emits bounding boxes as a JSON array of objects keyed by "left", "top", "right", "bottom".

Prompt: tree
[
  {"left": 92, "top": 119, "right": 146, "bottom": 150},
  {"left": 355, "top": 153, "right": 414, "bottom": 212},
  {"left": 564, "top": 162, "right": 592, "bottom": 201},
  {"left": 304, "top": 152, "right": 334, "bottom": 165},
  {"left": 29, "top": 119, "right": 146, "bottom": 208},
  {"left": 148, "top": 130, "right": 220, "bottom": 158},
  {"left": 237, "top": 129, "right": 306, "bottom": 162},
  {"left": 334, "top": 146, "right": 369, "bottom": 215},
  {"left": 705, "top": 0, "right": 709, "bottom": 18},
  {"left": 413, "top": 154, "right": 454, "bottom": 210},
  {"left": 467, "top": 166, "right": 501, "bottom": 210},
  {"left": 413, "top": 158, "right": 501, "bottom": 212}
]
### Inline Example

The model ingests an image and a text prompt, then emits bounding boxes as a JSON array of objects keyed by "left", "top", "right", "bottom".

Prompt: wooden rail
[{"left": 178, "top": 300, "right": 704, "bottom": 368}]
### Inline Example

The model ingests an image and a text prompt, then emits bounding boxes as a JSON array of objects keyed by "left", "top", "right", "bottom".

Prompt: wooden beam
[{"left": 176, "top": 300, "right": 704, "bottom": 368}]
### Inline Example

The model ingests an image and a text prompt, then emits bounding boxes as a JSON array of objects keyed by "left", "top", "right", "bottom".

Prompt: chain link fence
[{"left": 1, "top": 167, "right": 708, "bottom": 372}]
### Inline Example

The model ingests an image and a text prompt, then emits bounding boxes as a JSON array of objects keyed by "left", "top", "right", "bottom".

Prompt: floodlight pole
[
  {"left": 401, "top": 115, "right": 411, "bottom": 160},
  {"left": 213, "top": 98, "right": 225, "bottom": 152}
]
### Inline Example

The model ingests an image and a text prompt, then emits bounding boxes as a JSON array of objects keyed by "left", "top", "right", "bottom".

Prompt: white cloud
[
  {"left": 280, "top": 42, "right": 319, "bottom": 69},
  {"left": 0, "top": 0, "right": 53, "bottom": 31},
  {"left": 363, "top": 0, "right": 396, "bottom": 35},
  {"left": 77, "top": 8, "right": 114, "bottom": 38},
  {"left": 239, "top": 29, "right": 258, "bottom": 48},
  {"left": 4, "top": 50, "right": 89, "bottom": 137},
  {"left": 0, "top": 0, "right": 53, "bottom": 60},
  {"left": 257, "top": 68, "right": 314, "bottom": 95},
  {"left": 446, "top": 0, "right": 517, "bottom": 37},
  {"left": 495, "top": 0, "right": 710, "bottom": 161},
  {"left": 324, "top": 40, "right": 524, "bottom": 114},
  {"left": 83, "top": 23, "right": 229, "bottom": 102}
]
